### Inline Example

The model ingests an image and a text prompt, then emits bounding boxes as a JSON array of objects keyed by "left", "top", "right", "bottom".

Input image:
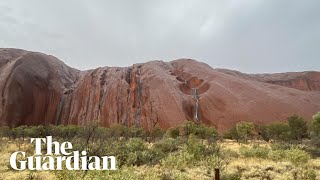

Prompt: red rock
[
  {"left": 216, "top": 69, "right": 320, "bottom": 91},
  {"left": 0, "top": 49, "right": 319, "bottom": 132}
]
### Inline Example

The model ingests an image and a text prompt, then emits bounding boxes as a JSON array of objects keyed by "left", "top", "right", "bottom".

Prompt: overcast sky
[{"left": 0, "top": 0, "right": 319, "bottom": 73}]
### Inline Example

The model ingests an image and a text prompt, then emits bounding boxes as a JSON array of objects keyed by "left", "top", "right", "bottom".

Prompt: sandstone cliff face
[
  {"left": 216, "top": 69, "right": 320, "bottom": 91},
  {"left": 1, "top": 48, "right": 319, "bottom": 132}
]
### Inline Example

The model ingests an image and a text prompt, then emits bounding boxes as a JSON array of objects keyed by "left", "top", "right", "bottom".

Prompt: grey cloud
[{"left": 0, "top": 0, "right": 319, "bottom": 73}]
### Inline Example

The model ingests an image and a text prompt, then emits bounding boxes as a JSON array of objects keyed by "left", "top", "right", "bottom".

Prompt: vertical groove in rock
[
  {"left": 135, "top": 66, "right": 143, "bottom": 127},
  {"left": 55, "top": 95, "right": 65, "bottom": 125},
  {"left": 98, "top": 69, "right": 108, "bottom": 120}
]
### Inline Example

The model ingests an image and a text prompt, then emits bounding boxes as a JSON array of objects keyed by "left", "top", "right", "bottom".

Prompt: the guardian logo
[{"left": 10, "top": 136, "right": 116, "bottom": 171}]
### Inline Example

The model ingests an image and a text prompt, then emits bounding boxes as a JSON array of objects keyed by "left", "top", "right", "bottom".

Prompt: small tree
[
  {"left": 166, "top": 127, "right": 180, "bottom": 138},
  {"left": 149, "top": 126, "right": 165, "bottom": 141},
  {"left": 223, "top": 127, "right": 240, "bottom": 141},
  {"left": 235, "top": 121, "right": 254, "bottom": 142},
  {"left": 308, "top": 112, "right": 320, "bottom": 147},
  {"left": 288, "top": 115, "right": 308, "bottom": 140},
  {"left": 266, "top": 122, "right": 291, "bottom": 141},
  {"left": 309, "top": 112, "right": 320, "bottom": 136}
]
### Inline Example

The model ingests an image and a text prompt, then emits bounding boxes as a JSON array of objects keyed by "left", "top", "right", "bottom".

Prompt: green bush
[
  {"left": 268, "top": 150, "right": 286, "bottom": 161},
  {"left": 265, "top": 122, "right": 291, "bottom": 141},
  {"left": 236, "top": 121, "right": 254, "bottom": 142},
  {"left": 285, "top": 148, "right": 310, "bottom": 166},
  {"left": 270, "top": 142, "right": 293, "bottom": 150},
  {"left": 161, "top": 150, "right": 194, "bottom": 170},
  {"left": 223, "top": 127, "right": 240, "bottom": 141},
  {"left": 149, "top": 126, "right": 165, "bottom": 140},
  {"left": 153, "top": 138, "right": 180, "bottom": 153},
  {"left": 304, "top": 145, "right": 320, "bottom": 158},
  {"left": 186, "top": 134, "right": 206, "bottom": 159},
  {"left": 221, "top": 172, "right": 241, "bottom": 180},
  {"left": 183, "top": 121, "right": 217, "bottom": 139},
  {"left": 296, "top": 168, "right": 317, "bottom": 180},
  {"left": 112, "top": 138, "right": 165, "bottom": 166},
  {"left": 239, "top": 145, "right": 270, "bottom": 159},
  {"left": 167, "top": 127, "right": 180, "bottom": 138},
  {"left": 126, "top": 138, "right": 146, "bottom": 152},
  {"left": 288, "top": 115, "right": 308, "bottom": 140},
  {"left": 309, "top": 112, "right": 320, "bottom": 137},
  {"left": 128, "top": 127, "right": 146, "bottom": 138}
]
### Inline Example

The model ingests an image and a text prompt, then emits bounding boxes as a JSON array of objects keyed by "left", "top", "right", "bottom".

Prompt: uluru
[{"left": 0, "top": 48, "right": 319, "bottom": 132}]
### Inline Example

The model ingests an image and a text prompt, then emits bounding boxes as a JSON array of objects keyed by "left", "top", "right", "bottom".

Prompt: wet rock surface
[{"left": 1, "top": 49, "right": 319, "bottom": 132}]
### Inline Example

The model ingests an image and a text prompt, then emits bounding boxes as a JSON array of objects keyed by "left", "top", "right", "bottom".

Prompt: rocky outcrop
[
  {"left": 1, "top": 48, "right": 320, "bottom": 132},
  {"left": 216, "top": 69, "right": 320, "bottom": 91},
  {"left": 0, "top": 48, "right": 79, "bottom": 127}
]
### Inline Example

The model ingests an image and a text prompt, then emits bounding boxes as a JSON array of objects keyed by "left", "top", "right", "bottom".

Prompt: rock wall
[
  {"left": 216, "top": 69, "right": 320, "bottom": 91},
  {"left": 1, "top": 48, "right": 320, "bottom": 132}
]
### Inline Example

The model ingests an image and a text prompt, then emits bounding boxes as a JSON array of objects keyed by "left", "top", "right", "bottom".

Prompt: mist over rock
[{"left": 0, "top": 48, "right": 319, "bottom": 132}]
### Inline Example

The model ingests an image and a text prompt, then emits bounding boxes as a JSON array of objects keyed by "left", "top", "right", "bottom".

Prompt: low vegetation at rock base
[{"left": 0, "top": 113, "right": 320, "bottom": 180}]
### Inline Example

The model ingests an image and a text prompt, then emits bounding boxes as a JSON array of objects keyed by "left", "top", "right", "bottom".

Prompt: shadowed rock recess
[{"left": 0, "top": 48, "right": 319, "bottom": 132}]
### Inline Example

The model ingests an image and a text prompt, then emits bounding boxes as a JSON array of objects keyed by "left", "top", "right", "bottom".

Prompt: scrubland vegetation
[{"left": 0, "top": 112, "right": 320, "bottom": 179}]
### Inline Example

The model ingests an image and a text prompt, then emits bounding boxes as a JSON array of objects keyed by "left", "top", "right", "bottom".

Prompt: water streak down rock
[
  {"left": 192, "top": 88, "right": 200, "bottom": 122},
  {"left": 0, "top": 48, "right": 320, "bottom": 132}
]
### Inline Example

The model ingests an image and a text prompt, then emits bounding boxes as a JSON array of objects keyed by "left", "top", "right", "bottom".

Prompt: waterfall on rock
[{"left": 192, "top": 88, "right": 200, "bottom": 122}]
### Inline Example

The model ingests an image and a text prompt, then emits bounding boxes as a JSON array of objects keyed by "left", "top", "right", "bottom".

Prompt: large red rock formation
[
  {"left": 1, "top": 48, "right": 319, "bottom": 132},
  {"left": 216, "top": 69, "right": 320, "bottom": 91}
]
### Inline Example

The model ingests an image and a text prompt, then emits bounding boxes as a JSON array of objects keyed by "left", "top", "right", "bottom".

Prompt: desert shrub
[
  {"left": 0, "top": 139, "right": 7, "bottom": 152},
  {"left": 308, "top": 112, "right": 320, "bottom": 149},
  {"left": 265, "top": 122, "right": 291, "bottom": 141},
  {"left": 296, "top": 168, "right": 317, "bottom": 180},
  {"left": 12, "top": 125, "right": 29, "bottom": 140},
  {"left": 288, "top": 115, "right": 308, "bottom": 140},
  {"left": 111, "top": 138, "right": 155, "bottom": 166},
  {"left": 149, "top": 126, "right": 165, "bottom": 140},
  {"left": 309, "top": 112, "right": 320, "bottom": 136},
  {"left": 223, "top": 127, "right": 240, "bottom": 141},
  {"left": 161, "top": 150, "right": 194, "bottom": 170},
  {"left": 205, "top": 142, "right": 221, "bottom": 159},
  {"left": 309, "top": 135, "right": 320, "bottom": 148},
  {"left": 145, "top": 148, "right": 167, "bottom": 165},
  {"left": 304, "top": 145, "right": 320, "bottom": 158},
  {"left": 182, "top": 121, "right": 217, "bottom": 139},
  {"left": 236, "top": 121, "right": 254, "bottom": 142},
  {"left": 239, "top": 145, "right": 270, "bottom": 159},
  {"left": 0, "top": 126, "right": 10, "bottom": 138},
  {"left": 153, "top": 138, "right": 180, "bottom": 153},
  {"left": 221, "top": 172, "right": 241, "bottom": 180},
  {"left": 166, "top": 127, "right": 180, "bottom": 138},
  {"left": 268, "top": 150, "right": 286, "bottom": 161},
  {"left": 60, "top": 125, "right": 81, "bottom": 139},
  {"left": 285, "top": 148, "right": 310, "bottom": 166},
  {"left": 161, "top": 171, "right": 188, "bottom": 180},
  {"left": 270, "top": 142, "right": 293, "bottom": 150},
  {"left": 80, "top": 166, "right": 139, "bottom": 180},
  {"left": 186, "top": 134, "right": 206, "bottom": 159},
  {"left": 126, "top": 138, "right": 146, "bottom": 152},
  {"left": 110, "top": 124, "right": 129, "bottom": 138},
  {"left": 128, "top": 127, "right": 146, "bottom": 138},
  {"left": 47, "top": 125, "right": 81, "bottom": 139},
  {"left": 125, "top": 152, "right": 139, "bottom": 166},
  {"left": 71, "top": 122, "right": 113, "bottom": 161},
  {"left": 222, "top": 149, "right": 239, "bottom": 158},
  {"left": 110, "top": 141, "right": 128, "bottom": 167},
  {"left": 24, "top": 125, "right": 48, "bottom": 138}
]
